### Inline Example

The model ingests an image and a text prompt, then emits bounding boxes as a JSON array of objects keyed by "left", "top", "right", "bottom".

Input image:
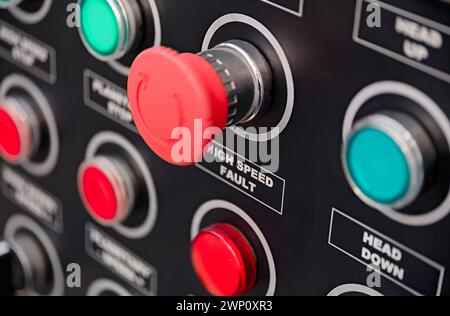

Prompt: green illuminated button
[
  {"left": 347, "top": 127, "right": 411, "bottom": 204},
  {"left": 79, "top": 0, "right": 141, "bottom": 61},
  {"left": 0, "top": 0, "right": 22, "bottom": 9},
  {"left": 343, "top": 112, "right": 432, "bottom": 209}
]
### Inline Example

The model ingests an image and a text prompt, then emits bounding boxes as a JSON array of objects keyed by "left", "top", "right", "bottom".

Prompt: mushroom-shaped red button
[
  {"left": 191, "top": 224, "right": 257, "bottom": 296},
  {"left": 0, "top": 98, "right": 38, "bottom": 164},
  {"left": 78, "top": 156, "right": 135, "bottom": 226},
  {"left": 127, "top": 47, "right": 228, "bottom": 166}
]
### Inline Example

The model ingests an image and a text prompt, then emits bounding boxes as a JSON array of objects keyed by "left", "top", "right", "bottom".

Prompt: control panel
[{"left": 0, "top": 0, "right": 449, "bottom": 296}]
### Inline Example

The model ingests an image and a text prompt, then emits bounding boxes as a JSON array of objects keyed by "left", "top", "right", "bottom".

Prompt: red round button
[
  {"left": 127, "top": 47, "right": 228, "bottom": 166},
  {"left": 0, "top": 100, "right": 35, "bottom": 164},
  {"left": 191, "top": 224, "right": 257, "bottom": 296},
  {"left": 78, "top": 156, "right": 133, "bottom": 226}
]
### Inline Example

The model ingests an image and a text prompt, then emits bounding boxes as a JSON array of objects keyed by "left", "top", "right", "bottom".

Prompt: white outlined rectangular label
[
  {"left": 85, "top": 224, "right": 157, "bottom": 296},
  {"left": 353, "top": 0, "right": 450, "bottom": 83},
  {"left": 83, "top": 69, "right": 137, "bottom": 133},
  {"left": 1, "top": 166, "right": 63, "bottom": 233},
  {"left": 329, "top": 208, "right": 445, "bottom": 296},
  {"left": 196, "top": 141, "right": 285, "bottom": 215},
  {"left": 0, "top": 20, "right": 57, "bottom": 84},
  {"left": 261, "top": 0, "right": 304, "bottom": 17}
]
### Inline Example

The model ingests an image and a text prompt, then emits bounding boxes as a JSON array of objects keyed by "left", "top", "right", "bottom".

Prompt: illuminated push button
[
  {"left": 343, "top": 112, "right": 436, "bottom": 209},
  {"left": 0, "top": 0, "right": 22, "bottom": 9},
  {"left": 0, "top": 232, "right": 52, "bottom": 295},
  {"left": 128, "top": 40, "right": 272, "bottom": 166},
  {"left": 78, "top": 156, "right": 136, "bottom": 226},
  {"left": 0, "top": 97, "right": 40, "bottom": 165},
  {"left": 191, "top": 224, "right": 257, "bottom": 296},
  {"left": 78, "top": 0, "right": 142, "bottom": 61}
]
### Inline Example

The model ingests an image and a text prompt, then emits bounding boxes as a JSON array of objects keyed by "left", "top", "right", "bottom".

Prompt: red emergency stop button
[
  {"left": 0, "top": 97, "right": 39, "bottom": 164},
  {"left": 191, "top": 223, "right": 257, "bottom": 296},
  {"left": 127, "top": 47, "right": 229, "bottom": 166},
  {"left": 78, "top": 156, "right": 136, "bottom": 226},
  {"left": 128, "top": 41, "right": 272, "bottom": 166}
]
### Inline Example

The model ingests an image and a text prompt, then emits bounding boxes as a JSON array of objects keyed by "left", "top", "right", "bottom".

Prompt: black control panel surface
[{"left": 0, "top": 0, "right": 449, "bottom": 296}]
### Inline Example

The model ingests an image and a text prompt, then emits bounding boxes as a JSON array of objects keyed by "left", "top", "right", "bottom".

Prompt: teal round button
[
  {"left": 346, "top": 127, "right": 411, "bottom": 205},
  {"left": 80, "top": 0, "right": 122, "bottom": 57},
  {"left": 0, "top": 0, "right": 22, "bottom": 9}
]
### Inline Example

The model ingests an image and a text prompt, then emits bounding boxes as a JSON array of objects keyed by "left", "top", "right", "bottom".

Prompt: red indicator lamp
[{"left": 191, "top": 223, "right": 257, "bottom": 296}]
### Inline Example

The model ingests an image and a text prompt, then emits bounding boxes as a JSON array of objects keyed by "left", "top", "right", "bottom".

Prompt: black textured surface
[{"left": 0, "top": 0, "right": 449, "bottom": 296}]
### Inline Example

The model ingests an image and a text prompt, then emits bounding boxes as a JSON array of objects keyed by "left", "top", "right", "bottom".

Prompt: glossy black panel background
[{"left": 0, "top": 0, "right": 449, "bottom": 296}]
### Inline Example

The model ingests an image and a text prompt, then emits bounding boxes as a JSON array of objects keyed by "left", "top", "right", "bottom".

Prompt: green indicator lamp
[
  {"left": 343, "top": 111, "right": 436, "bottom": 210},
  {"left": 78, "top": 0, "right": 142, "bottom": 61},
  {"left": 0, "top": 0, "right": 23, "bottom": 9}
]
